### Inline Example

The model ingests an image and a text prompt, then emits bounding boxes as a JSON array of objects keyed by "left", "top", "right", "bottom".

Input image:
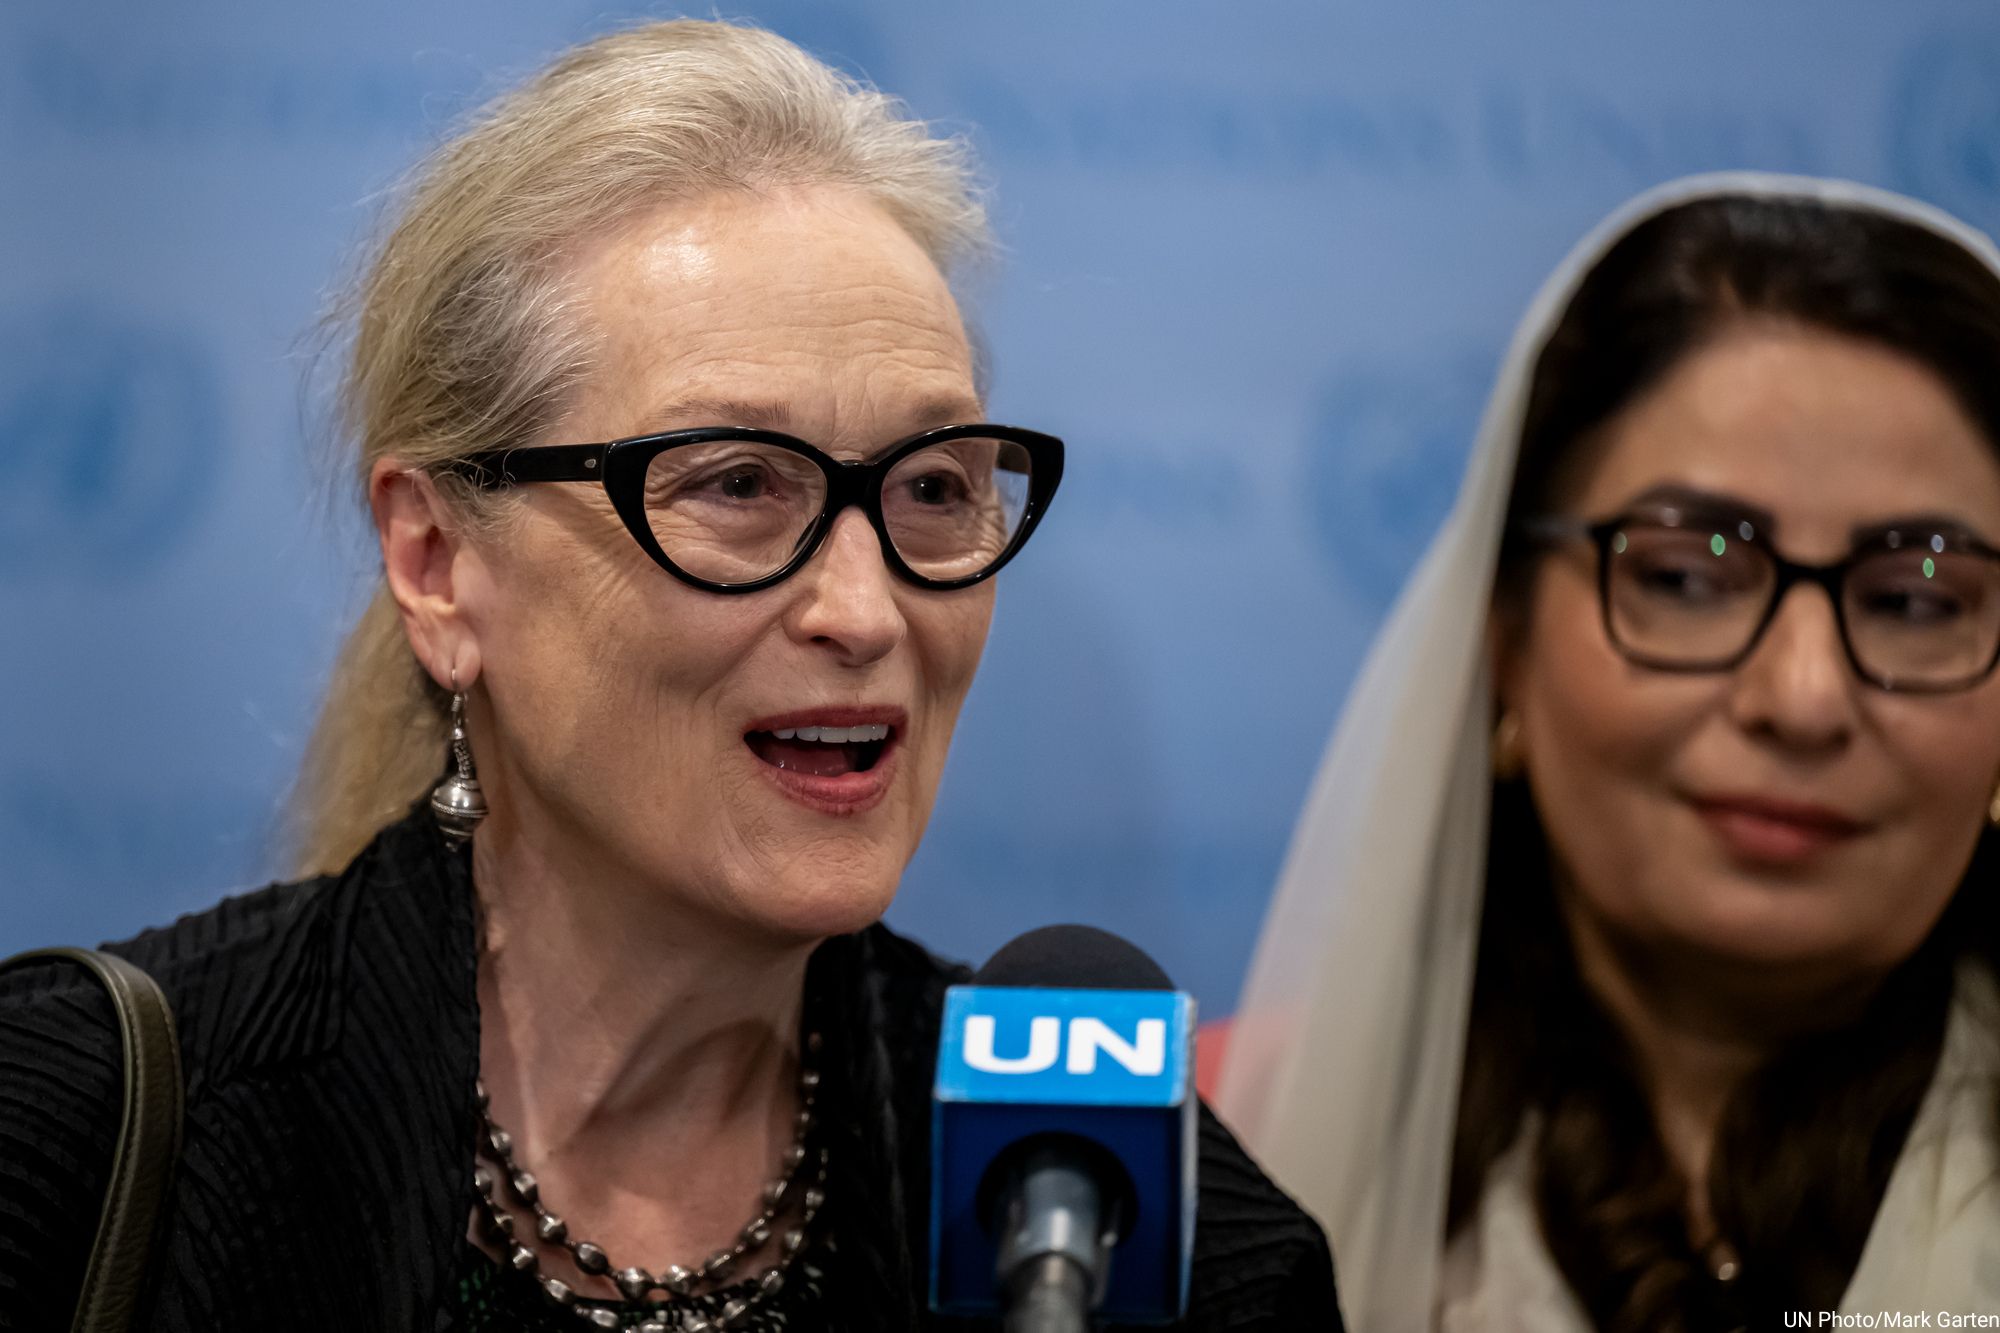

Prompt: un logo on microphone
[
  {"left": 1890, "top": 31, "right": 2000, "bottom": 230},
  {"left": 0, "top": 307, "right": 222, "bottom": 574}
]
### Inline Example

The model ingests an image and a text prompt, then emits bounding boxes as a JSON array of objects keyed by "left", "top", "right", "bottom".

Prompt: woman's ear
[
  {"left": 1486, "top": 598, "right": 1533, "bottom": 781},
  {"left": 370, "top": 457, "right": 483, "bottom": 690},
  {"left": 1486, "top": 593, "right": 1525, "bottom": 717}
]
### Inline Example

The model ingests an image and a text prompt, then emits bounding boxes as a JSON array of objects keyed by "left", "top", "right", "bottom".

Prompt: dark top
[{"left": 0, "top": 808, "right": 1339, "bottom": 1331}]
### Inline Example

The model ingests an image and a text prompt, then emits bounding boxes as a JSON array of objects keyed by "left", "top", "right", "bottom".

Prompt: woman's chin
[
  {"left": 1645, "top": 881, "right": 1904, "bottom": 975},
  {"left": 735, "top": 867, "right": 903, "bottom": 944}
]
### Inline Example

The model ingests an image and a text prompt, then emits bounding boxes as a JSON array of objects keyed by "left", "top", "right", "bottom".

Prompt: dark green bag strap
[{"left": 2, "top": 947, "right": 184, "bottom": 1333}]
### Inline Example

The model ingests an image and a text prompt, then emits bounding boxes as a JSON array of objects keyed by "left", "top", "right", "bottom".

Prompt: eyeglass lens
[
  {"left": 642, "top": 435, "right": 1037, "bottom": 585},
  {"left": 1605, "top": 521, "right": 2000, "bottom": 687}
]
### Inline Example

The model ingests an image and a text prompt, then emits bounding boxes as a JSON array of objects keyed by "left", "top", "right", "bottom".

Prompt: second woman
[{"left": 1224, "top": 174, "right": 2000, "bottom": 1330}]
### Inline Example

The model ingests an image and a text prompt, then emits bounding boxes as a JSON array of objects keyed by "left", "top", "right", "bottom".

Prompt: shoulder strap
[{"left": 2, "top": 947, "right": 185, "bottom": 1333}]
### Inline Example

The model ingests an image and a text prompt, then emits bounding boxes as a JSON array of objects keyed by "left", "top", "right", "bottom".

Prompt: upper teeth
[{"left": 770, "top": 724, "right": 891, "bottom": 743}]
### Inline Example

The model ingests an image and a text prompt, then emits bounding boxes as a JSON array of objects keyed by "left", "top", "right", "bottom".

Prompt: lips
[
  {"left": 743, "top": 706, "right": 906, "bottom": 814},
  {"left": 1689, "top": 792, "right": 1868, "bottom": 865}
]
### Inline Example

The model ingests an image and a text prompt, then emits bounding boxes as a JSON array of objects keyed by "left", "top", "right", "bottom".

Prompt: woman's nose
[
  {"left": 1726, "top": 584, "right": 1859, "bottom": 751},
  {"left": 783, "top": 508, "right": 908, "bottom": 666}
]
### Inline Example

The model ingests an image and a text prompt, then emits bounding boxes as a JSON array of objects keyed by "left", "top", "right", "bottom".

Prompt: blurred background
[{"left": 5, "top": 0, "right": 1998, "bottom": 1014}]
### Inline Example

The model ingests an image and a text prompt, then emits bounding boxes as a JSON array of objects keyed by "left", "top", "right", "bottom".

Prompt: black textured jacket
[{"left": 0, "top": 809, "right": 1339, "bottom": 1331}]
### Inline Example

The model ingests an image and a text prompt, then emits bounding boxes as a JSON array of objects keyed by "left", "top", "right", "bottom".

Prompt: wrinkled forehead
[{"left": 555, "top": 187, "right": 980, "bottom": 453}]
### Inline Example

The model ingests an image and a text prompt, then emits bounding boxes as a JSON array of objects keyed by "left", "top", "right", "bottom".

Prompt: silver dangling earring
[
  {"left": 1491, "top": 710, "right": 1526, "bottom": 781},
  {"left": 430, "top": 673, "right": 488, "bottom": 843}
]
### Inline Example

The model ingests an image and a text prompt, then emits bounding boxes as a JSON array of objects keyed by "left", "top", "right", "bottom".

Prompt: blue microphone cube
[{"left": 930, "top": 984, "right": 1197, "bottom": 1321}]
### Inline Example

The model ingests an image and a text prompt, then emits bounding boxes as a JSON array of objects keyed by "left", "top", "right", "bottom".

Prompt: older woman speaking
[{"left": 0, "top": 20, "right": 1333, "bottom": 1333}]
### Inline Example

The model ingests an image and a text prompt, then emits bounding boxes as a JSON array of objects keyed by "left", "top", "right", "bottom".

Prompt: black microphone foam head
[{"left": 973, "top": 924, "right": 1175, "bottom": 991}]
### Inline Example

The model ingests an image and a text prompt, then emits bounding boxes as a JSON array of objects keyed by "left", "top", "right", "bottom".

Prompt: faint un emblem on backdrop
[
  {"left": 1305, "top": 354, "right": 1491, "bottom": 612},
  {"left": 0, "top": 307, "right": 222, "bottom": 574},
  {"left": 1890, "top": 31, "right": 2000, "bottom": 230}
]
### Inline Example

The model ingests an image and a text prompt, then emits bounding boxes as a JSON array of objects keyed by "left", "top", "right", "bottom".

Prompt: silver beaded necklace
[{"left": 471, "top": 1037, "right": 829, "bottom": 1333}]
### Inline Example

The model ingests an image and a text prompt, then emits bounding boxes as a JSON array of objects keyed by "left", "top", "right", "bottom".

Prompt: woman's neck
[
  {"left": 468, "top": 811, "right": 816, "bottom": 1270},
  {"left": 1558, "top": 898, "right": 1878, "bottom": 1243}
]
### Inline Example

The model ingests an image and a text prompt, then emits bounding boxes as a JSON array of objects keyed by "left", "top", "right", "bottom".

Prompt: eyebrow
[
  {"left": 1617, "top": 484, "right": 1997, "bottom": 548},
  {"left": 634, "top": 393, "right": 988, "bottom": 447},
  {"left": 637, "top": 396, "right": 796, "bottom": 434},
  {"left": 1617, "top": 483, "right": 1776, "bottom": 532},
  {"left": 1850, "top": 513, "right": 1996, "bottom": 547}
]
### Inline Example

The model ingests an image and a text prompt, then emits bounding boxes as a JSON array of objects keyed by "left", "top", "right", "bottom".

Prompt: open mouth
[{"left": 744, "top": 723, "right": 894, "bottom": 778}]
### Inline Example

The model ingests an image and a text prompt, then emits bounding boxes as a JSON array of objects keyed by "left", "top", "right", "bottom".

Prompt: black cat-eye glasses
[{"left": 455, "top": 423, "right": 1064, "bottom": 593}]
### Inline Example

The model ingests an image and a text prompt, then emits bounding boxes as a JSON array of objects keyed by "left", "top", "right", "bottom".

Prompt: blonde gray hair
[{"left": 291, "top": 19, "right": 989, "bottom": 876}]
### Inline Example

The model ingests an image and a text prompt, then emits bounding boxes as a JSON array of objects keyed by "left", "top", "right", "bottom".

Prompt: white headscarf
[{"left": 1216, "top": 172, "right": 2000, "bottom": 1332}]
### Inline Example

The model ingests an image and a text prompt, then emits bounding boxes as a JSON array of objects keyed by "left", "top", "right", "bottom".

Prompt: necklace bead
[{"left": 473, "top": 1031, "right": 827, "bottom": 1330}]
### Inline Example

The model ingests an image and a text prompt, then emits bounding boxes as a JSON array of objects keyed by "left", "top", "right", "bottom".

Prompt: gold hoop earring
[
  {"left": 1492, "top": 711, "right": 1525, "bottom": 781},
  {"left": 430, "top": 668, "right": 488, "bottom": 843}
]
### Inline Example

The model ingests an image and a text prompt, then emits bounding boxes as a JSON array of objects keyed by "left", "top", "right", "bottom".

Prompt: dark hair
[
  {"left": 1501, "top": 195, "right": 2000, "bottom": 583},
  {"left": 1458, "top": 195, "right": 2000, "bottom": 1329}
]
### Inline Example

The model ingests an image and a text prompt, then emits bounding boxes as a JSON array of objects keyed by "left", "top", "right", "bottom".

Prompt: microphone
[{"left": 929, "top": 925, "right": 1196, "bottom": 1330}]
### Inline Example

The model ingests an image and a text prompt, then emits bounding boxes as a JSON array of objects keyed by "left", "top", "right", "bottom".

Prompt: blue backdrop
[{"left": 6, "top": 0, "right": 2000, "bottom": 1014}]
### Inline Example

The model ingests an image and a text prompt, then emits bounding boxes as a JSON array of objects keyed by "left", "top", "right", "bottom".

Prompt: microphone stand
[
  {"left": 994, "top": 1145, "right": 1112, "bottom": 1333},
  {"left": 1002, "top": 1255, "right": 1092, "bottom": 1333}
]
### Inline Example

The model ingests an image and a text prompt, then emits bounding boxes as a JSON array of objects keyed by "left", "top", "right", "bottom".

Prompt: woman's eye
[
  {"left": 1860, "top": 586, "right": 1965, "bottom": 623},
  {"left": 1633, "top": 561, "right": 1731, "bottom": 600},
  {"left": 906, "top": 471, "right": 968, "bottom": 505},
  {"left": 678, "top": 464, "right": 775, "bottom": 501}
]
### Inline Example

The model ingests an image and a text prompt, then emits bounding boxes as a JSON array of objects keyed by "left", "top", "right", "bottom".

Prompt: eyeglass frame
[
  {"left": 450, "top": 422, "right": 1065, "bottom": 594},
  {"left": 1516, "top": 510, "right": 2000, "bottom": 694}
]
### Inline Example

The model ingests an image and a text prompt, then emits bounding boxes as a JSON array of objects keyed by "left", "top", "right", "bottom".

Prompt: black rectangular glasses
[
  {"left": 453, "top": 423, "right": 1064, "bottom": 593},
  {"left": 1519, "top": 506, "right": 2000, "bottom": 693}
]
